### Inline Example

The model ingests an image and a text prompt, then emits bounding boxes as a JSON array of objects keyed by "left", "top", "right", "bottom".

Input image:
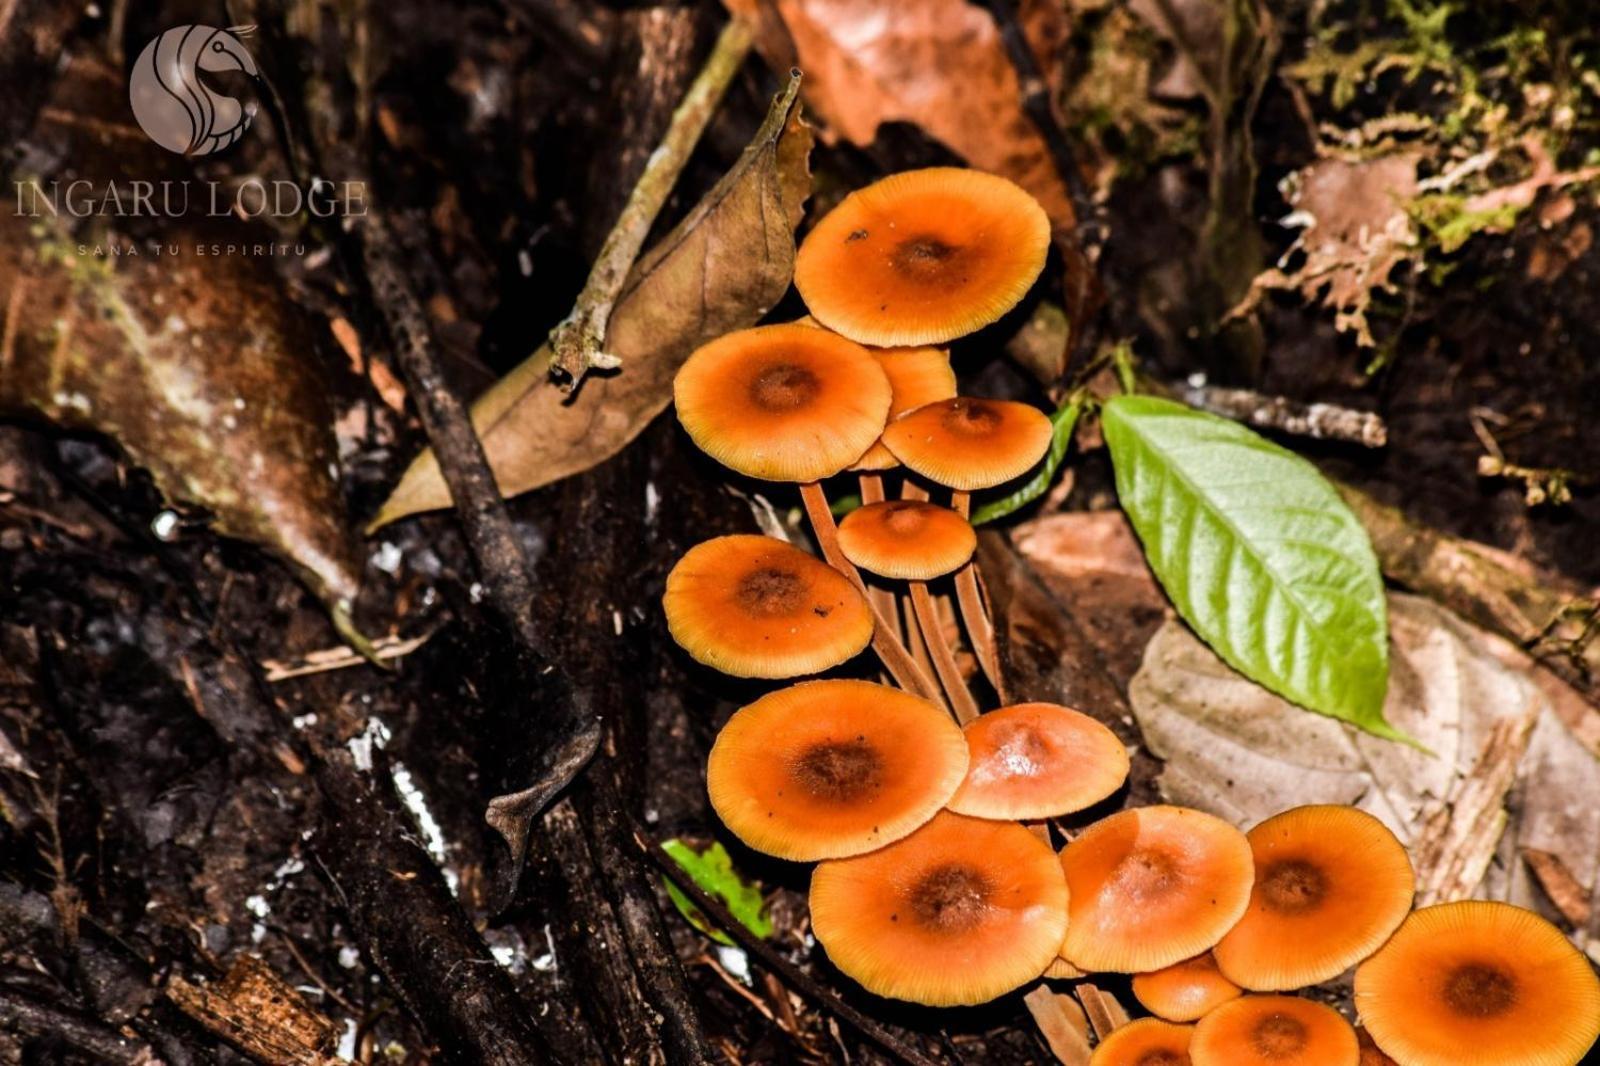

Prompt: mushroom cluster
[{"left": 662, "top": 167, "right": 1600, "bottom": 1064}]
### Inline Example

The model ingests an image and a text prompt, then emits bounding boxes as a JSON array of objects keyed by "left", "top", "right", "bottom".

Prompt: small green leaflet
[
  {"left": 972, "top": 396, "right": 1083, "bottom": 525},
  {"left": 1102, "top": 395, "right": 1409, "bottom": 743},
  {"left": 660, "top": 838, "right": 773, "bottom": 946}
]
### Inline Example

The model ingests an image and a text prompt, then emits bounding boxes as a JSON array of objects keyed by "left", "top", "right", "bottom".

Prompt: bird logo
[{"left": 129, "top": 25, "right": 260, "bottom": 156}]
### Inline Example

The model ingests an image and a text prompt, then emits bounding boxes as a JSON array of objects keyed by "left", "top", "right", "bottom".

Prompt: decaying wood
[
  {"left": 1522, "top": 848, "right": 1592, "bottom": 926},
  {"left": 166, "top": 956, "right": 339, "bottom": 1066},
  {"left": 1413, "top": 712, "right": 1541, "bottom": 905},
  {"left": 1178, "top": 381, "right": 1388, "bottom": 447},
  {"left": 0, "top": 986, "right": 162, "bottom": 1066}
]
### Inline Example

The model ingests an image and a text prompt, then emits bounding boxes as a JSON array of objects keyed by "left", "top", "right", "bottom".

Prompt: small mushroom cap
[
  {"left": 947, "top": 703, "right": 1130, "bottom": 820},
  {"left": 810, "top": 810, "right": 1069, "bottom": 1006},
  {"left": 707, "top": 680, "right": 967, "bottom": 861},
  {"left": 852, "top": 345, "right": 959, "bottom": 470},
  {"left": 663, "top": 535, "right": 872, "bottom": 678},
  {"left": 1191, "top": 996, "right": 1359, "bottom": 1066},
  {"left": 1133, "top": 954, "right": 1244, "bottom": 1023},
  {"left": 1354, "top": 900, "right": 1600, "bottom": 1066},
  {"left": 1214, "top": 805, "right": 1414, "bottom": 991},
  {"left": 673, "top": 324, "right": 891, "bottom": 482},
  {"left": 1059, "top": 805, "right": 1254, "bottom": 973},
  {"left": 882, "top": 397, "right": 1053, "bottom": 490},
  {"left": 794, "top": 167, "right": 1051, "bottom": 346},
  {"left": 1089, "top": 1018, "right": 1195, "bottom": 1066},
  {"left": 836, "top": 501, "right": 976, "bottom": 580}
]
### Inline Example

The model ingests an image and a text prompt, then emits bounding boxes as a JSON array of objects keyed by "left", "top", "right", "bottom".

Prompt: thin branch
[
  {"left": 1177, "top": 381, "right": 1388, "bottom": 447},
  {"left": 636, "top": 831, "right": 946, "bottom": 1066},
  {"left": 547, "top": 17, "right": 754, "bottom": 386}
]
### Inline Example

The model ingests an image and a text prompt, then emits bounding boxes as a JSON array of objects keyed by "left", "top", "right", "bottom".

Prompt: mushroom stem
[
  {"left": 1077, "top": 982, "right": 1129, "bottom": 1041},
  {"left": 856, "top": 473, "right": 903, "bottom": 637},
  {"left": 949, "top": 490, "right": 1009, "bottom": 702},
  {"left": 1023, "top": 986, "right": 1093, "bottom": 1066},
  {"left": 909, "top": 582, "right": 981, "bottom": 724},
  {"left": 798, "top": 482, "right": 945, "bottom": 707}
]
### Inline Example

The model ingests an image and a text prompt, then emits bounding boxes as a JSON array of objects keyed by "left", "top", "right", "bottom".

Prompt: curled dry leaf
[
  {"left": 1130, "top": 593, "right": 1600, "bottom": 923},
  {"left": 728, "top": 0, "right": 1075, "bottom": 232},
  {"left": 1232, "top": 153, "right": 1421, "bottom": 347},
  {"left": 370, "top": 73, "right": 813, "bottom": 529}
]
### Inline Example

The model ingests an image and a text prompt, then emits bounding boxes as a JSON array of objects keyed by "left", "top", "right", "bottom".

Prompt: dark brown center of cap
[
  {"left": 793, "top": 738, "right": 883, "bottom": 802},
  {"left": 736, "top": 567, "right": 807, "bottom": 617},
  {"left": 748, "top": 361, "right": 821, "bottom": 412},
  {"left": 1259, "top": 859, "right": 1328, "bottom": 915},
  {"left": 1111, "top": 847, "right": 1182, "bottom": 903},
  {"left": 1442, "top": 962, "right": 1517, "bottom": 1018},
  {"left": 941, "top": 398, "right": 1003, "bottom": 437},
  {"left": 1250, "top": 1013, "right": 1308, "bottom": 1059},
  {"left": 891, "top": 235, "right": 961, "bottom": 279},
  {"left": 908, "top": 863, "right": 991, "bottom": 933},
  {"left": 1135, "top": 1052, "right": 1188, "bottom": 1066},
  {"left": 880, "top": 502, "right": 930, "bottom": 536}
]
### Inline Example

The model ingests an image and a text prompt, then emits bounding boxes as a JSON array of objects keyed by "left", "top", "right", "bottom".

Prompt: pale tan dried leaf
[
  {"left": 1129, "top": 594, "right": 1600, "bottom": 917},
  {"left": 370, "top": 76, "right": 812, "bottom": 529},
  {"left": 731, "top": 0, "right": 1075, "bottom": 232}
]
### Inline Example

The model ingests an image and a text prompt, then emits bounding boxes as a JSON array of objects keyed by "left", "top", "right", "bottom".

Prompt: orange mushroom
[
  {"left": 947, "top": 703, "right": 1129, "bottom": 820},
  {"left": 1132, "top": 954, "right": 1243, "bottom": 1023},
  {"left": 1059, "top": 806, "right": 1254, "bottom": 973},
  {"left": 1089, "top": 1018, "right": 1195, "bottom": 1066},
  {"left": 707, "top": 680, "right": 967, "bottom": 861},
  {"left": 881, "top": 397, "right": 1052, "bottom": 490},
  {"left": 1214, "top": 805, "right": 1414, "bottom": 991},
  {"left": 673, "top": 323, "right": 891, "bottom": 481},
  {"left": 1191, "top": 996, "right": 1359, "bottom": 1066},
  {"left": 663, "top": 535, "right": 872, "bottom": 677},
  {"left": 810, "top": 810, "right": 1068, "bottom": 1006},
  {"left": 794, "top": 167, "right": 1051, "bottom": 347},
  {"left": 1357, "top": 1030, "right": 1399, "bottom": 1065},
  {"left": 1354, "top": 900, "right": 1600, "bottom": 1066},
  {"left": 854, "top": 345, "right": 959, "bottom": 471},
  {"left": 836, "top": 500, "right": 976, "bottom": 580}
]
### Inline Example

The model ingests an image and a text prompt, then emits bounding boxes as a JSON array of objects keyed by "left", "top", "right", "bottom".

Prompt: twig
[
  {"left": 0, "top": 985, "right": 163, "bottom": 1066},
  {"left": 798, "top": 482, "right": 946, "bottom": 705},
  {"left": 636, "top": 831, "right": 946, "bottom": 1066},
  {"left": 546, "top": 17, "right": 754, "bottom": 386},
  {"left": 1176, "top": 380, "right": 1388, "bottom": 447}
]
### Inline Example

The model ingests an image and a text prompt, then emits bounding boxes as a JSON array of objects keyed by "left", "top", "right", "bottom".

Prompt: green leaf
[
  {"left": 972, "top": 396, "right": 1083, "bottom": 525},
  {"left": 1102, "top": 395, "right": 1407, "bottom": 742},
  {"left": 660, "top": 839, "right": 773, "bottom": 946}
]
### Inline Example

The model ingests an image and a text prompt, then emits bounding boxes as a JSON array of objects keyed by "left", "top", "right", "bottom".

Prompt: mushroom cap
[
  {"left": 1089, "top": 1018, "right": 1195, "bottom": 1066},
  {"left": 1214, "top": 805, "right": 1414, "bottom": 991},
  {"left": 1191, "top": 996, "right": 1359, "bottom": 1066},
  {"left": 947, "top": 703, "right": 1130, "bottom": 820},
  {"left": 1133, "top": 954, "right": 1244, "bottom": 1023},
  {"left": 663, "top": 535, "right": 872, "bottom": 678},
  {"left": 853, "top": 345, "right": 960, "bottom": 470},
  {"left": 707, "top": 680, "right": 967, "bottom": 861},
  {"left": 1357, "top": 1030, "right": 1399, "bottom": 1065},
  {"left": 882, "top": 397, "right": 1053, "bottom": 490},
  {"left": 673, "top": 324, "right": 892, "bottom": 482},
  {"left": 836, "top": 500, "right": 976, "bottom": 580},
  {"left": 1354, "top": 900, "right": 1600, "bottom": 1066},
  {"left": 810, "top": 810, "right": 1069, "bottom": 1006},
  {"left": 1059, "top": 806, "right": 1254, "bottom": 973},
  {"left": 794, "top": 167, "right": 1051, "bottom": 347}
]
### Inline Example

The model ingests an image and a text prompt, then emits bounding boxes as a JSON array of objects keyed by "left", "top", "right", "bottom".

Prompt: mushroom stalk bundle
[{"left": 659, "top": 165, "right": 1598, "bottom": 1066}]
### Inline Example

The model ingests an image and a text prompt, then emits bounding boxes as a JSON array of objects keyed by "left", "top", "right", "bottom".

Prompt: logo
[{"left": 128, "top": 25, "right": 259, "bottom": 156}]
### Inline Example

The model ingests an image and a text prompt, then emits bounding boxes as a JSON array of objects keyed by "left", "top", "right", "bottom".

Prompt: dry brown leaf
[
  {"left": 1130, "top": 594, "right": 1600, "bottom": 925},
  {"left": 730, "top": 0, "right": 1075, "bottom": 232},
  {"left": 0, "top": 56, "right": 362, "bottom": 634},
  {"left": 1233, "top": 153, "right": 1421, "bottom": 346},
  {"left": 370, "top": 75, "right": 812, "bottom": 529}
]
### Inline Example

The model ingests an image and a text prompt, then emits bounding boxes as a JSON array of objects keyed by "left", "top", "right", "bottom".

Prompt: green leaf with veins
[
  {"left": 1102, "top": 395, "right": 1409, "bottom": 743},
  {"left": 972, "top": 396, "right": 1083, "bottom": 526},
  {"left": 661, "top": 839, "right": 772, "bottom": 946}
]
